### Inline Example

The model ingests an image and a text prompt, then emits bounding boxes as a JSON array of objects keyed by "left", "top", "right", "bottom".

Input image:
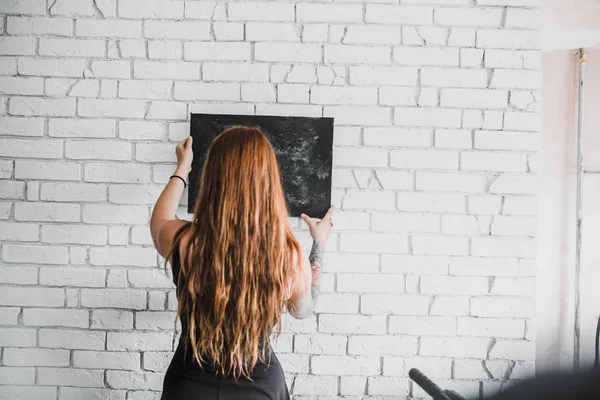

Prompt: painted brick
[
  {"left": 390, "top": 149, "right": 458, "bottom": 169},
  {"left": 39, "top": 267, "right": 105, "bottom": 287},
  {"left": 84, "top": 163, "right": 151, "bottom": 183},
  {"left": 435, "top": 7, "right": 503, "bottom": 26},
  {"left": 345, "top": 25, "right": 402, "bottom": 45},
  {"left": 350, "top": 66, "right": 417, "bottom": 86},
  {"left": 245, "top": 22, "right": 299, "bottom": 42},
  {"left": 389, "top": 316, "right": 456, "bottom": 336},
  {"left": 107, "top": 332, "right": 173, "bottom": 351},
  {"left": 4, "top": 348, "right": 70, "bottom": 367},
  {"left": 228, "top": 2, "right": 294, "bottom": 21},
  {"left": 39, "top": 329, "right": 105, "bottom": 350},
  {"left": 42, "top": 224, "right": 107, "bottom": 245},
  {"left": 0, "top": 0, "right": 46, "bottom": 15},
  {"left": 37, "top": 367, "right": 103, "bottom": 388},
  {"left": 421, "top": 276, "right": 489, "bottom": 295},
  {"left": 458, "top": 317, "right": 525, "bottom": 338},
  {"left": 118, "top": 0, "right": 183, "bottom": 19},
  {"left": 76, "top": 20, "right": 141, "bottom": 38},
  {"left": 0, "top": 37, "right": 36, "bottom": 56},
  {"left": 421, "top": 336, "right": 491, "bottom": 358},
  {"left": 0, "top": 77, "right": 43, "bottom": 96},
  {"left": 472, "top": 236, "right": 535, "bottom": 258},
  {"left": 90, "top": 61, "right": 130, "bottom": 79},
  {"left": 78, "top": 99, "right": 146, "bottom": 118},
  {"left": 477, "top": 29, "right": 539, "bottom": 50},
  {"left": 421, "top": 68, "right": 488, "bottom": 88},
  {"left": 366, "top": 5, "right": 432, "bottom": 24},
  {"left": 394, "top": 107, "right": 462, "bottom": 128},
  {"left": 372, "top": 213, "right": 439, "bottom": 233},
  {"left": 23, "top": 308, "right": 89, "bottom": 328},
  {"left": 311, "top": 86, "right": 378, "bottom": 106},
  {"left": 381, "top": 255, "right": 448, "bottom": 275},
  {"left": 293, "top": 375, "right": 337, "bottom": 395},
  {"left": 73, "top": 351, "right": 140, "bottom": 370},
  {"left": 325, "top": 45, "right": 391, "bottom": 65},
  {"left": 413, "top": 236, "right": 469, "bottom": 256},
  {"left": 241, "top": 83, "right": 276, "bottom": 103},
  {"left": 294, "top": 334, "right": 347, "bottom": 355},
  {"left": 361, "top": 294, "right": 430, "bottom": 315},
  {"left": 489, "top": 339, "right": 535, "bottom": 361},
  {"left": 312, "top": 355, "right": 380, "bottom": 376},
  {"left": 119, "top": 121, "right": 165, "bottom": 141},
  {"left": 430, "top": 296, "right": 470, "bottom": 316},
  {"left": 491, "top": 69, "right": 540, "bottom": 90},
  {"left": 91, "top": 310, "right": 133, "bottom": 330},
  {"left": 0, "top": 180, "right": 25, "bottom": 199},
  {"left": 319, "top": 314, "right": 386, "bottom": 335},
  {"left": 256, "top": 43, "right": 321, "bottom": 63},
  {"left": 82, "top": 205, "right": 148, "bottom": 224},
  {"left": 14, "top": 202, "right": 79, "bottom": 222},
  {"left": 89, "top": 247, "right": 156, "bottom": 267},
  {"left": 66, "top": 140, "right": 131, "bottom": 161},
  {"left": 324, "top": 105, "right": 391, "bottom": 126},
  {"left": 298, "top": 4, "right": 362, "bottom": 22},
  {"left": 394, "top": 47, "right": 459, "bottom": 66},
  {"left": 214, "top": 22, "right": 244, "bottom": 41},
  {"left": 204, "top": 63, "right": 268, "bottom": 82},
  {"left": 340, "top": 232, "right": 408, "bottom": 254},
  {"left": 450, "top": 257, "right": 519, "bottom": 276},
  {"left": 368, "top": 377, "right": 410, "bottom": 396},
  {"left": 397, "top": 192, "right": 465, "bottom": 213},
  {"left": 337, "top": 274, "right": 404, "bottom": 293},
  {"left": 134, "top": 61, "right": 200, "bottom": 80},
  {"left": 474, "top": 130, "right": 539, "bottom": 151},
  {"left": 334, "top": 148, "right": 388, "bottom": 168},
  {"left": 10, "top": 97, "right": 75, "bottom": 117},
  {"left": 145, "top": 21, "right": 210, "bottom": 40},
  {"left": 49, "top": 118, "right": 115, "bottom": 138}
]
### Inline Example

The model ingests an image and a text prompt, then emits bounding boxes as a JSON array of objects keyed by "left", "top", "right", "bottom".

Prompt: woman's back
[{"left": 161, "top": 229, "right": 289, "bottom": 400}]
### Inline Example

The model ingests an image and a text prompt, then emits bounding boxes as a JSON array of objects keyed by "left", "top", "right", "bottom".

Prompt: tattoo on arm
[
  {"left": 293, "top": 240, "right": 324, "bottom": 318},
  {"left": 309, "top": 240, "right": 324, "bottom": 302}
]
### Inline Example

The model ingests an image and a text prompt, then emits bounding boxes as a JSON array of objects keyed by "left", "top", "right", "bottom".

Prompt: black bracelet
[{"left": 170, "top": 175, "right": 187, "bottom": 188}]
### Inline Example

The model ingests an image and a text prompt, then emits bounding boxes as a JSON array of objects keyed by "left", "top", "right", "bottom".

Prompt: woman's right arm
[{"left": 287, "top": 206, "right": 334, "bottom": 319}]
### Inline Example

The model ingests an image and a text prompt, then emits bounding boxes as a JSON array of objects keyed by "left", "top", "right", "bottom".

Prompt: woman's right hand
[{"left": 300, "top": 205, "right": 334, "bottom": 244}]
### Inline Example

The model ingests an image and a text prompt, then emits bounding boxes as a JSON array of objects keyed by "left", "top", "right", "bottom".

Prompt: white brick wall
[{"left": 0, "top": 0, "right": 538, "bottom": 398}]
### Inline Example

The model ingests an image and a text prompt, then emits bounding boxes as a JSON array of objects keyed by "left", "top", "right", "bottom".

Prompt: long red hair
[{"left": 169, "top": 126, "right": 302, "bottom": 379}]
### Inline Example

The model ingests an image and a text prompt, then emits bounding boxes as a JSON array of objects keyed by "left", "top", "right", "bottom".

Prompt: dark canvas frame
[{"left": 188, "top": 113, "right": 334, "bottom": 217}]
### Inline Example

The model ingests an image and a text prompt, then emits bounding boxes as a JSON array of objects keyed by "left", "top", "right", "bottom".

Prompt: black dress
[{"left": 161, "top": 243, "right": 290, "bottom": 400}]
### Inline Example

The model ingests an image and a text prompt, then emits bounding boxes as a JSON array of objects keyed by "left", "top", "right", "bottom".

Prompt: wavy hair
[{"left": 168, "top": 126, "right": 302, "bottom": 379}]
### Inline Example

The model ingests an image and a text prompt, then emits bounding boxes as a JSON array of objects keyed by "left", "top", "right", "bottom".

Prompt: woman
[{"left": 150, "top": 126, "right": 333, "bottom": 399}]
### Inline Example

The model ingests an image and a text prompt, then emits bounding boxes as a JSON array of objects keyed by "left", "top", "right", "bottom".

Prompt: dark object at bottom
[
  {"left": 410, "top": 368, "right": 600, "bottom": 400},
  {"left": 409, "top": 368, "right": 465, "bottom": 400}
]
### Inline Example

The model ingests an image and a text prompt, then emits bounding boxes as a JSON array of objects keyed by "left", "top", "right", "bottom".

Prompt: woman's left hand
[{"left": 176, "top": 137, "right": 193, "bottom": 174}]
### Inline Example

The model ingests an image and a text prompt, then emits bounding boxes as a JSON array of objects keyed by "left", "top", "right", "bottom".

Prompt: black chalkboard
[{"left": 188, "top": 113, "right": 334, "bottom": 217}]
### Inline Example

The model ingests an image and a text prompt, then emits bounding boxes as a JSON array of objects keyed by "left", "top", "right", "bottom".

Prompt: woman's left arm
[{"left": 150, "top": 137, "right": 193, "bottom": 259}]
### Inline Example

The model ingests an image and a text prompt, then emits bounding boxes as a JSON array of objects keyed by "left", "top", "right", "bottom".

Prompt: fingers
[
  {"left": 177, "top": 137, "right": 193, "bottom": 149},
  {"left": 323, "top": 205, "right": 334, "bottom": 221},
  {"left": 300, "top": 213, "right": 315, "bottom": 229}
]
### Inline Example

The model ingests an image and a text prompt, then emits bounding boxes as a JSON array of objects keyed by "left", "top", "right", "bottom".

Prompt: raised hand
[
  {"left": 300, "top": 205, "right": 334, "bottom": 244},
  {"left": 175, "top": 136, "right": 193, "bottom": 175}
]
